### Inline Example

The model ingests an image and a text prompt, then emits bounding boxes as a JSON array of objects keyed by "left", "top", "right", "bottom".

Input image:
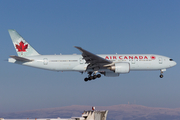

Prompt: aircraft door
[
  {"left": 159, "top": 57, "right": 163, "bottom": 64},
  {"left": 43, "top": 58, "right": 48, "bottom": 65}
]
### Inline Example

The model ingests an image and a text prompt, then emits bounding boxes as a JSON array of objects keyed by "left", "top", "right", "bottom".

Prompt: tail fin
[{"left": 8, "top": 29, "right": 40, "bottom": 57}]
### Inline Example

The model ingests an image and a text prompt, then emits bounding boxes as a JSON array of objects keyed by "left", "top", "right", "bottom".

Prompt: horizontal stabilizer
[{"left": 10, "top": 55, "right": 33, "bottom": 62}]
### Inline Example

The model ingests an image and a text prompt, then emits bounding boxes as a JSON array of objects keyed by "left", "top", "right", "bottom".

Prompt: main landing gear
[{"left": 84, "top": 72, "right": 101, "bottom": 82}]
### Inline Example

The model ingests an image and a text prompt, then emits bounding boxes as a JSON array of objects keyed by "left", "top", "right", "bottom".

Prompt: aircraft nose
[
  {"left": 169, "top": 58, "right": 177, "bottom": 67},
  {"left": 173, "top": 61, "right": 177, "bottom": 66},
  {"left": 171, "top": 61, "right": 177, "bottom": 67}
]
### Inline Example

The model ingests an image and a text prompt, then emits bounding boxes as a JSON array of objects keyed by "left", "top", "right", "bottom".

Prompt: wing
[
  {"left": 10, "top": 55, "right": 33, "bottom": 62},
  {"left": 74, "top": 46, "right": 112, "bottom": 70}
]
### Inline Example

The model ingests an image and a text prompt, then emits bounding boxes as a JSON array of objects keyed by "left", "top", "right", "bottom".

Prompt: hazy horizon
[{"left": 1, "top": 104, "right": 180, "bottom": 120}]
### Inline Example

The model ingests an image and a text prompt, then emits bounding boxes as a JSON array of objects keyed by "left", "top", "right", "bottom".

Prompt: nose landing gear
[
  {"left": 160, "top": 74, "right": 163, "bottom": 78},
  {"left": 159, "top": 69, "right": 166, "bottom": 78}
]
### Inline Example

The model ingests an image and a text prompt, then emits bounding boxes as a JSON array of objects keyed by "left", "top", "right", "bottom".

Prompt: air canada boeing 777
[{"left": 8, "top": 29, "right": 177, "bottom": 81}]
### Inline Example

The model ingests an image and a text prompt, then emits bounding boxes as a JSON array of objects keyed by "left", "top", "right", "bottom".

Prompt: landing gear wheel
[
  {"left": 84, "top": 78, "right": 88, "bottom": 82},
  {"left": 97, "top": 74, "right": 101, "bottom": 78},
  {"left": 160, "top": 74, "right": 163, "bottom": 78},
  {"left": 89, "top": 76, "right": 93, "bottom": 80},
  {"left": 93, "top": 75, "right": 97, "bottom": 79},
  {"left": 84, "top": 72, "right": 102, "bottom": 82}
]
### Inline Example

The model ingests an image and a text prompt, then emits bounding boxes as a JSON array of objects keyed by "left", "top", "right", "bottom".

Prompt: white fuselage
[
  {"left": 8, "top": 54, "right": 177, "bottom": 72},
  {"left": 7, "top": 29, "right": 177, "bottom": 80}
]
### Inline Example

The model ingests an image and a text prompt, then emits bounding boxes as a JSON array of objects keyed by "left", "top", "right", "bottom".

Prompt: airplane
[{"left": 8, "top": 29, "right": 177, "bottom": 82}]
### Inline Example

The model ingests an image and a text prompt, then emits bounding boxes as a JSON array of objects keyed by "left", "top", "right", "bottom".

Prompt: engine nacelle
[{"left": 109, "top": 62, "right": 130, "bottom": 73}]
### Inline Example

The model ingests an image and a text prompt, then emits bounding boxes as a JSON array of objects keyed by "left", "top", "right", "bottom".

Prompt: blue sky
[{"left": 0, "top": 0, "right": 180, "bottom": 113}]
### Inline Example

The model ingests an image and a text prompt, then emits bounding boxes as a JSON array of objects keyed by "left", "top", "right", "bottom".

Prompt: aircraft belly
[
  {"left": 72, "top": 64, "right": 88, "bottom": 71},
  {"left": 52, "top": 62, "right": 77, "bottom": 71},
  {"left": 130, "top": 61, "right": 164, "bottom": 70}
]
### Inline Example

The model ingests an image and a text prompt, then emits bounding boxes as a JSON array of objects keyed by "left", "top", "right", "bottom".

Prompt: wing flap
[{"left": 10, "top": 55, "right": 33, "bottom": 62}]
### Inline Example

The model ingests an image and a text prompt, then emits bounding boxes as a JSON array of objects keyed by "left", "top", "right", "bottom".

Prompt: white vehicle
[{"left": 8, "top": 29, "right": 177, "bottom": 81}]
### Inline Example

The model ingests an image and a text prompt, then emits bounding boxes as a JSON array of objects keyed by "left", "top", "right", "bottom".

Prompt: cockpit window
[{"left": 169, "top": 59, "right": 173, "bottom": 61}]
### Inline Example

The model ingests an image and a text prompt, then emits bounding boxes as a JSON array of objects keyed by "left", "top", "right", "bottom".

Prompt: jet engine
[{"left": 108, "top": 62, "right": 130, "bottom": 73}]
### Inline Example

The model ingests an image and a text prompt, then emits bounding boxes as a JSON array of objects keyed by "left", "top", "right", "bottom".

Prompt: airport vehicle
[{"left": 8, "top": 29, "right": 177, "bottom": 81}]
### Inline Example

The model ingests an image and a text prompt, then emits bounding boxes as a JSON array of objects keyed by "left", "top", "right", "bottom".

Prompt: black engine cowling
[{"left": 109, "top": 62, "right": 130, "bottom": 73}]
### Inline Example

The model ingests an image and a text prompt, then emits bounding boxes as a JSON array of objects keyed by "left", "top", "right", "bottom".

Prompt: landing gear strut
[
  {"left": 84, "top": 72, "right": 101, "bottom": 82},
  {"left": 159, "top": 69, "right": 166, "bottom": 78}
]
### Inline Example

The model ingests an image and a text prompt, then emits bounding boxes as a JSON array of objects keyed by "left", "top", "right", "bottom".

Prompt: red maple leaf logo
[
  {"left": 15, "top": 41, "right": 28, "bottom": 52},
  {"left": 150, "top": 56, "right": 156, "bottom": 60}
]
